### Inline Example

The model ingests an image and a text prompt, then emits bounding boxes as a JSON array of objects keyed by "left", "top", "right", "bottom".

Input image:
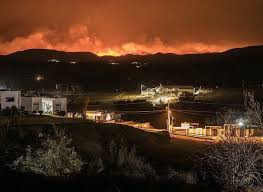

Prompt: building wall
[
  {"left": 21, "top": 97, "right": 33, "bottom": 112},
  {"left": 42, "top": 98, "right": 54, "bottom": 114},
  {"left": 21, "top": 97, "right": 43, "bottom": 113},
  {"left": 32, "top": 97, "right": 42, "bottom": 112},
  {"left": 0, "top": 91, "right": 21, "bottom": 109},
  {"left": 53, "top": 98, "right": 67, "bottom": 113},
  {"left": 22, "top": 97, "right": 67, "bottom": 114}
]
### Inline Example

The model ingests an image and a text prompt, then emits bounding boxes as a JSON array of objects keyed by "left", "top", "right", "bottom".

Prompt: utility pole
[
  {"left": 56, "top": 84, "right": 58, "bottom": 96},
  {"left": 167, "top": 100, "right": 170, "bottom": 133}
]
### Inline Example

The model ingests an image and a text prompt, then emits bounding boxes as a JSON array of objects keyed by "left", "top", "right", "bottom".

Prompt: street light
[{"left": 237, "top": 118, "right": 244, "bottom": 127}]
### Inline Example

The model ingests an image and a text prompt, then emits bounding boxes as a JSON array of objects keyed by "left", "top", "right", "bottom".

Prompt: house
[
  {"left": 171, "top": 122, "right": 263, "bottom": 139},
  {"left": 53, "top": 98, "right": 67, "bottom": 113},
  {"left": 21, "top": 96, "right": 67, "bottom": 114},
  {"left": 85, "top": 110, "right": 122, "bottom": 122},
  {"left": 171, "top": 122, "right": 204, "bottom": 135},
  {"left": 0, "top": 91, "right": 21, "bottom": 110}
]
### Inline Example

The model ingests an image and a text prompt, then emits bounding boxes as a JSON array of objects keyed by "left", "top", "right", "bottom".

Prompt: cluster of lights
[
  {"left": 48, "top": 59, "right": 60, "bottom": 63},
  {"left": 149, "top": 95, "right": 177, "bottom": 106}
]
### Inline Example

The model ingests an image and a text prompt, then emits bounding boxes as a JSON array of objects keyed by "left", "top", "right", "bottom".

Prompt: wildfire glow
[
  {"left": 97, "top": 49, "right": 121, "bottom": 57},
  {"left": 0, "top": 25, "right": 250, "bottom": 56}
]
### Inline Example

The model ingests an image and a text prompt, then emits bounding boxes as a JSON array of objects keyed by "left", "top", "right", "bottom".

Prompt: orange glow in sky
[
  {"left": 0, "top": 25, "right": 255, "bottom": 56},
  {"left": 97, "top": 49, "right": 121, "bottom": 57},
  {"left": 0, "top": 1, "right": 262, "bottom": 56}
]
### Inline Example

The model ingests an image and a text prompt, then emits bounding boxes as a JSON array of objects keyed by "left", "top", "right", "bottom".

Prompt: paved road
[{"left": 170, "top": 133, "right": 217, "bottom": 142}]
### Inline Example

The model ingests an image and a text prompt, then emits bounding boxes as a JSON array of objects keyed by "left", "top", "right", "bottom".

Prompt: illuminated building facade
[{"left": 21, "top": 97, "right": 67, "bottom": 114}]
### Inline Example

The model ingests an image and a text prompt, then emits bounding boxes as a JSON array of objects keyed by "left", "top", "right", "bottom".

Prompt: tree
[
  {"left": 244, "top": 91, "right": 263, "bottom": 129},
  {"left": 68, "top": 96, "right": 89, "bottom": 117}
]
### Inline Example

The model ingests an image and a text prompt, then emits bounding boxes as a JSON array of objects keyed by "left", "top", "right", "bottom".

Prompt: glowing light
[
  {"left": 35, "top": 75, "right": 44, "bottom": 81},
  {"left": 238, "top": 122, "right": 244, "bottom": 126},
  {"left": 237, "top": 118, "right": 244, "bottom": 127},
  {"left": 106, "top": 113, "right": 112, "bottom": 121}
]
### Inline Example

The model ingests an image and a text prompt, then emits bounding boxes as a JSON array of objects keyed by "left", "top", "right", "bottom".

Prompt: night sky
[{"left": 0, "top": 0, "right": 262, "bottom": 55}]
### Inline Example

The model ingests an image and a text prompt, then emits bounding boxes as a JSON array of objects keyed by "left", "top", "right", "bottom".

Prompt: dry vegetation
[
  {"left": 3, "top": 90, "right": 263, "bottom": 191},
  {"left": 199, "top": 133, "right": 263, "bottom": 191},
  {"left": 12, "top": 128, "right": 83, "bottom": 176},
  {"left": 196, "top": 91, "right": 263, "bottom": 191}
]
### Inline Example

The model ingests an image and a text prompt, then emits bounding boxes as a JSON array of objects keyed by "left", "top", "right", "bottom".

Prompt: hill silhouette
[{"left": 0, "top": 45, "right": 263, "bottom": 90}]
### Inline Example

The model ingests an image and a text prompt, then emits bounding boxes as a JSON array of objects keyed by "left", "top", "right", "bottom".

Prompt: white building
[
  {"left": 53, "top": 98, "right": 67, "bottom": 113},
  {"left": 85, "top": 110, "right": 122, "bottom": 122},
  {"left": 0, "top": 91, "right": 21, "bottom": 109},
  {"left": 21, "top": 97, "right": 67, "bottom": 114}
]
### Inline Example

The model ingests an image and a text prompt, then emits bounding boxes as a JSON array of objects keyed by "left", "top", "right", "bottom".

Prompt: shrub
[
  {"left": 12, "top": 130, "right": 83, "bottom": 176},
  {"left": 108, "top": 140, "right": 158, "bottom": 180},
  {"left": 84, "top": 158, "right": 104, "bottom": 176},
  {"left": 199, "top": 135, "right": 263, "bottom": 191},
  {"left": 198, "top": 91, "right": 263, "bottom": 191},
  {"left": 168, "top": 168, "right": 197, "bottom": 184}
]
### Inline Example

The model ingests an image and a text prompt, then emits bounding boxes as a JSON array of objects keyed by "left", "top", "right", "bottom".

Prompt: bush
[
  {"left": 199, "top": 135, "right": 263, "bottom": 191},
  {"left": 107, "top": 140, "right": 158, "bottom": 180},
  {"left": 11, "top": 130, "right": 83, "bottom": 176},
  {"left": 168, "top": 168, "right": 197, "bottom": 184}
]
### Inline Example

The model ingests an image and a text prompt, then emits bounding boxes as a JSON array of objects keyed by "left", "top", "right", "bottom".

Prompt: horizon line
[{"left": 1, "top": 44, "right": 262, "bottom": 57}]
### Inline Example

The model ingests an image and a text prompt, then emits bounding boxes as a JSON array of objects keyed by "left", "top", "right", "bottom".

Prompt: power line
[
  {"left": 86, "top": 100, "right": 243, "bottom": 107},
  {"left": 86, "top": 108, "right": 242, "bottom": 115},
  {"left": 86, "top": 110, "right": 166, "bottom": 114},
  {"left": 170, "top": 109, "right": 219, "bottom": 114},
  {"left": 86, "top": 109, "right": 225, "bottom": 115},
  {"left": 87, "top": 101, "right": 150, "bottom": 106},
  {"left": 173, "top": 111, "right": 216, "bottom": 116},
  {"left": 175, "top": 100, "right": 243, "bottom": 106}
]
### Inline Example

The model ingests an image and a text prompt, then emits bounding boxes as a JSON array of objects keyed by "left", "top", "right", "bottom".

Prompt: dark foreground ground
[
  {"left": 1, "top": 176, "right": 216, "bottom": 192},
  {"left": 0, "top": 117, "right": 216, "bottom": 191}
]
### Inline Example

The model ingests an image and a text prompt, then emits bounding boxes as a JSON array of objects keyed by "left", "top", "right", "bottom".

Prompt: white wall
[
  {"left": 54, "top": 98, "right": 67, "bottom": 113},
  {"left": 21, "top": 97, "right": 32, "bottom": 112},
  {"left": 32, "top": 97, "right": 42, "bottom": 112},
  {"left": 21, "top": 96, "right": 67, "bottom": 114},
  {"left": 42, "top": 98, "right": 54, "bottom": 113},
  {"left": 0, "top": 91, "right": 21, "bottom": 109},
  {"left": 21, "top": 97, "right": 43, "bottom": 113}
]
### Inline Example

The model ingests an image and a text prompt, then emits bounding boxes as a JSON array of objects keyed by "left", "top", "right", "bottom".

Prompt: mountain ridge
[
  {"left": 1, "top": 45, "right": 262, "bottom": 63},
  {"left": 0, "top": 45, "right": 263, "bottom": 90}
]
